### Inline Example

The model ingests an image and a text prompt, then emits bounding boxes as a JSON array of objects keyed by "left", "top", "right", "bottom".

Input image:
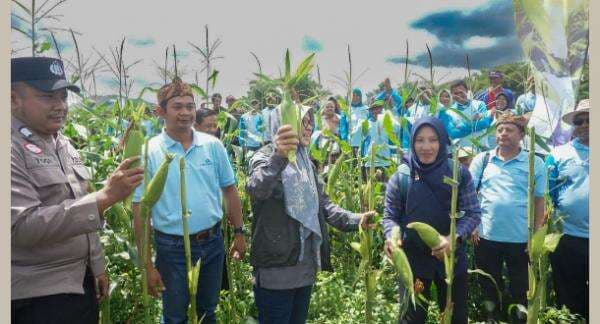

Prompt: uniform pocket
[{"left": 29, "top": 167, "right": 68, "bottom": 187}]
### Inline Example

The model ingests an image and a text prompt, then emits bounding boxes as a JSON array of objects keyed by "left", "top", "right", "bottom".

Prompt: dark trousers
[
  {"left": 253, "top": 285, "right": 313, "bottom": 324},
  {"left": 550, "top": 234, "right": 588, "bottom": 321},
  {"left": 155, "top": 230, "right": 224, "bottom": 324},
  {"left": 401, "top": 273, "right": 468, "bottom": 324},
  {"left": 475, "top": 238, "right": 528, "bottom": 322},
  {"left": 11, "top": 268, "right": 98, "bottom": 324}
]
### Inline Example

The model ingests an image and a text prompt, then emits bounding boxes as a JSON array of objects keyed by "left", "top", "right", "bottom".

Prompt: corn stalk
[
  {"left": 179, "top": 157, "right": 199, "bottom": 324},
  {"left": 441, "top": 149, "right": 460, "bottom": 324},
  {"left": 139, "top": 139, "right": 151, "bottom": 324}
]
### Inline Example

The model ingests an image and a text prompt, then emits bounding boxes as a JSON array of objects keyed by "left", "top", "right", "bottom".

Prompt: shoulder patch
[{"left": 24, "top": 142, "right": 43, "bottom": 154}]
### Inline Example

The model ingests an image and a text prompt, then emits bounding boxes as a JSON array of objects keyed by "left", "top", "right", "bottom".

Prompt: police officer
[{"left": 11, "top": 57, "right": 143, "bottom": 323}]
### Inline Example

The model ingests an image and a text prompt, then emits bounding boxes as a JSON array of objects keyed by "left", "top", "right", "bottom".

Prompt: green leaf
[
  {"left": 534, "top": 132, "right": 551, "bottom": 153},
  {"left": 383, "top": 111, "right": 400, "bottom": 146},
  {"left": 361, "top": 119, "right": 370, "bottom": 138},
  {"left": 208, "top": 70, "right": 219, "bottom": 89},
  {"left": 446, "top": 107, "right": 471, "bottom": 123},
  {"left": 350, "top": 242, "right": 362, "bottom": 253}
]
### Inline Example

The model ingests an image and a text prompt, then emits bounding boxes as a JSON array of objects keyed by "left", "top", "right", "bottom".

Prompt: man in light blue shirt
[
  {"left": 239, "top": 99, "right": 265, "bottom": 150},
  {"left": 361, "top": 100, "right": 401, "bottom": 175},
  {"left": 376, "top": 78, "right": 403, "bottom": 118},
  {"left": 546, "top": 99, "right": 589, "bottom": 321},
  {"left": 406, "top": 85, "right": 434, "bottom": 123},
  {"left": 449, "top": 80, "right": 494, "bottom": 150},
  {"left": 261, "top": 94, "right": 278, "bottom": 143},
  {"left": 349, "top": 88, "right": 369, "bottom": 149},
  {"left": 469, "top": 112, "right": 546, "bottom": 322},
  {"left": 132, "top": 78, "right": 246, "bottom": 324}
]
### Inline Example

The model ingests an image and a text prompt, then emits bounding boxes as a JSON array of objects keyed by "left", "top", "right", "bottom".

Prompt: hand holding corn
[
  {"left": 359, "top": 211, "right": 377, "bottom": 230},
  {"left": 96, "top": 156, "right": 144, "bottom": 214},
  {"left": 431, "top": 235, "right": 451, "bottom": 261},
  {"left": 384, "top": 238, "right": 402, "bottom": 259},
  {"left": 274, "top": 125, "right": 299, "bottom": 159}
]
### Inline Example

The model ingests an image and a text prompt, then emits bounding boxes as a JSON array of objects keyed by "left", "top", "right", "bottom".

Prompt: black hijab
[{"left": 406, "top": 117, "right": 453, "bottom": 210}]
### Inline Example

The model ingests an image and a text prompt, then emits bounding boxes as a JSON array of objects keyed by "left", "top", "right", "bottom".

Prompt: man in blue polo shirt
[
  {"left": 469, "top": 112, "right": 546, "bottom": 322},
  {"left": 132, "top": 77, "right": 246, "bottom": 324},
  {"left": 546, "top": 99, "right": 589, "bottom": 321}
]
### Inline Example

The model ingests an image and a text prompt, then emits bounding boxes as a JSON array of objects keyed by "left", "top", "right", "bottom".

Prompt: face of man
[
  {"left": 572, "top": 112, "right": 589, "bottom": 144},
  {"left": 194, "top": 115, "right": 218, "bottom": 137},
  {"left": 490, "top": 76, "right": 502, "bottom": 88},
  {"left": 158, "top": 96, "right": 196, "bottom": 132},
  {"left": 212, "top": 95, "right": 222, "bottom": 108},
  {"left": 226, "top": 97, "right": 235, "bottom": 107},
  {"left": 451, "top": 85, "right": 468, "bottom": 105},
  {"left": 496, "top": 123, "right": 524, "bottom": 150},
  {"left": 384, "top": 78, "right": 392, "bottom": 92},
  {"left": 369, "top": 106, "right": 383, "bottom": 119},
  {"left": 11, "top": 83, "right": 69, "bottom": 137}
]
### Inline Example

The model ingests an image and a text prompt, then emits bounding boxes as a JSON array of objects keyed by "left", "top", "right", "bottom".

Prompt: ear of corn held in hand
[{"left": 406, "top": 222, "right": 442, "bottom": 248}]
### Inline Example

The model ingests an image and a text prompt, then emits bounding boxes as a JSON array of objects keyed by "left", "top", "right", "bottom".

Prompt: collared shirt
[
  {"left": 349, "top": 104, "right": 369, "bottom": 147},
  {"left": 239, "top": 111, "right": 264, "bottom": 148},
  {"left": 261, "top": 106, "right": 276, "bottom": 142},
  {"left": 133, "top": 129, "right": 236, "bottom": 235},
  {"left": 470, "top": 148, "right": 546, "bottom": 243},
  {"left": 11, "top": 117, "right": 104, "bottom": 300},
  {"left": 546, "top": 138, "right": 589, "bottom": 238},
  {"left": 361, "top": 114, "right": 401, "bottom": 167},
  {"left": 448, "top": 99, "right": 492, "bottom": 149}
]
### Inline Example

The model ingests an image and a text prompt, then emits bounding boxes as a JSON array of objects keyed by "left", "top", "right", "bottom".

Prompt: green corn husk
[
  {"left": 280, "top": 90, "right": 300, "bottom": 163},
  {"left": 123, "top": 121, "right": 144, "bottom": 168},
  {"left": 389, "top": 226, "right": 415, "bottom": 308},
  {"left": 406, "top": 222, "right": 442, "bottom": 248},
  {"left": 141, "top": 153, "right": 175, "bottom": 208}
]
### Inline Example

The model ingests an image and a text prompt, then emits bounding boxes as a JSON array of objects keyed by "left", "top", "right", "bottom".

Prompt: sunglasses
[{"left": 573, "top": 118, "right": 589, "bottom": 126}]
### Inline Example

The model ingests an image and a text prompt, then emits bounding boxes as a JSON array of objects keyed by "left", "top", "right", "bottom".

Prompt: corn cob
[
  {"left": 141, "top": 153, "right": 175, "bottom": 208},
  {"left": 406, "top": 222, "right": 442, "bottom": 248},
  {"left": 529, "top": 224, "right": 548, "bottom": 262},
  {"left": 122, "top": 120, "right": 144, "bottom": 169},
  {"left": 389, "top": 226, "right": 415, "bottom": 307},
  {"left": 280, "top": 90, "right": 299, "bottom": 163}
]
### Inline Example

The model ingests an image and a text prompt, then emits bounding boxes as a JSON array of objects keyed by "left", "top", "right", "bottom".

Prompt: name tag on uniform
[{"left": 24, "top": 142, "right": 43, "bottom": 155}]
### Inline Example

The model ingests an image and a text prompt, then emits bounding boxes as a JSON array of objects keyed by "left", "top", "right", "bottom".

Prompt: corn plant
[{"left": 526, "top": 127, "right": 562, "bottom": 324}]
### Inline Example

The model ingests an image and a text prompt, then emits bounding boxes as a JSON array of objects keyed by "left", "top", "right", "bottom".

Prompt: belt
[{"left": 155, "top": 223, "right": 221, "bottom": 241}]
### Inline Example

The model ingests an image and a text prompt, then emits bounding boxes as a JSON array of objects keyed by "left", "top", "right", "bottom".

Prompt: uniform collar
[{"left": 11, "top": 116, "right": 67, "bottom": 148}]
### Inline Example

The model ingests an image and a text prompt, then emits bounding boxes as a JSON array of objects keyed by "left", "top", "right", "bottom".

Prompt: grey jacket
[
  {"left": 11, "top": 117, "right": 104, "bottom": 300},
  {"left": 246, "top": 144, "right": 361, "bottom": 271}
]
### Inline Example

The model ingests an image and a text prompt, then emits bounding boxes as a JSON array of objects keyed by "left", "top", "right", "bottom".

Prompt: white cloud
[{"left": 464, "top": 36, "right": 497, "bottom": 49}]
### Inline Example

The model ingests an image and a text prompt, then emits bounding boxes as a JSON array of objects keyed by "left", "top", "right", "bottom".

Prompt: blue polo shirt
[
  {"left": 469, "top": 148, "right": 546, "bottom": 243},
  {"left": 239, "top": 111, "right": 264, "bottom": 148},
  {"left": 133, "top": 129, "right": 236, "bottom": 235},
  {"left": 449, "top": 99, "right": 492, "bottom": 149},
  {"left": 546, "top": 139, "right": 589, "bottom": 238}
]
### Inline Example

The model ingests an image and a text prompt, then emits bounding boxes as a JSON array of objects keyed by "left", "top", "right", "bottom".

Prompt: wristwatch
[{"left": 233, "top": 226, "right": 246, "bottom": 235}]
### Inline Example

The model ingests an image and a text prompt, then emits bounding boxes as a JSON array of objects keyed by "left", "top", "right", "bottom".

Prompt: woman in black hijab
[{"left": 382, "top": 117, "right": 482, "bottom": 324}]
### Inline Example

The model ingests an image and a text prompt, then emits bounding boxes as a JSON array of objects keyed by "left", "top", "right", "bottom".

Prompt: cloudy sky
[{"left": 11, "top": 0, "right": 524, "bottom": 102}]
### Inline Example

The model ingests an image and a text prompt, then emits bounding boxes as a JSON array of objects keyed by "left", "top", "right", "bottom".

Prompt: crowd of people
[{"left": 11, "top": 57, "right": 589, "bottom": 324}]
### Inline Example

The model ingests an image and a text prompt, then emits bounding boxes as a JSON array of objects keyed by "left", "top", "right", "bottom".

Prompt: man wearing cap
[
  {"left": 545, "top": 99, "right": 589, "bottom": 321},
  {"left": 360, "top": 99, "right": 401, "bottom": 179},
  {"left": 239, "top": 99, "right": 265, "bottom": 151},
  {"left": 132, "top": 77, "right": 246, "bottom": 324},
  {"left": 11, "top": 57, "right": 144, "bottom": 323},
  {"left": 469, "top": 112, "right": 546, "bottom": 322},
  {"left": 475, "top": 71, "right": 515, "bottom": 110}
]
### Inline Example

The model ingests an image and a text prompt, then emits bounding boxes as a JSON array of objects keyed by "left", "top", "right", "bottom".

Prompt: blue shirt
[
  {"left": 361, "top": 114, "right": 401, "bottom": 167},
  {"left": 475, "top": 87, "right": 515, "bottom": 109},
  {"left": 133, "top": 130, "right": 236, "bottom": 235},
  {"left": 261, "top": 106, "right": 276, "bottom": 142},
  {"left": 376, "top": 89, "right": 403, "bottom": 116},
  {"left": 469, "top": 148, "right": 546, "bottom": 243},
  {"left": 349, "top": 104, "right": 370, "bottom": 147},
  {"left": 448, "top": 99, "right": 493, "bottom": 149},
  {"left": 406, "top": 101, "right": 432, "bottom": 124},
  {"left": 546, "top": 139, "right": 589, "bottom": 238},
  {"left": 515, "top": 92, "right": 536, "bottom": 116},
  {"left": 239, "top": 111, "right": 264, "bottom": 148}
]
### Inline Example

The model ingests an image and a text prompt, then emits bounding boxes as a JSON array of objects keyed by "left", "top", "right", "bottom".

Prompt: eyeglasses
[{"left": 573, "top": 118, "right": 589, "bottom": 126}]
